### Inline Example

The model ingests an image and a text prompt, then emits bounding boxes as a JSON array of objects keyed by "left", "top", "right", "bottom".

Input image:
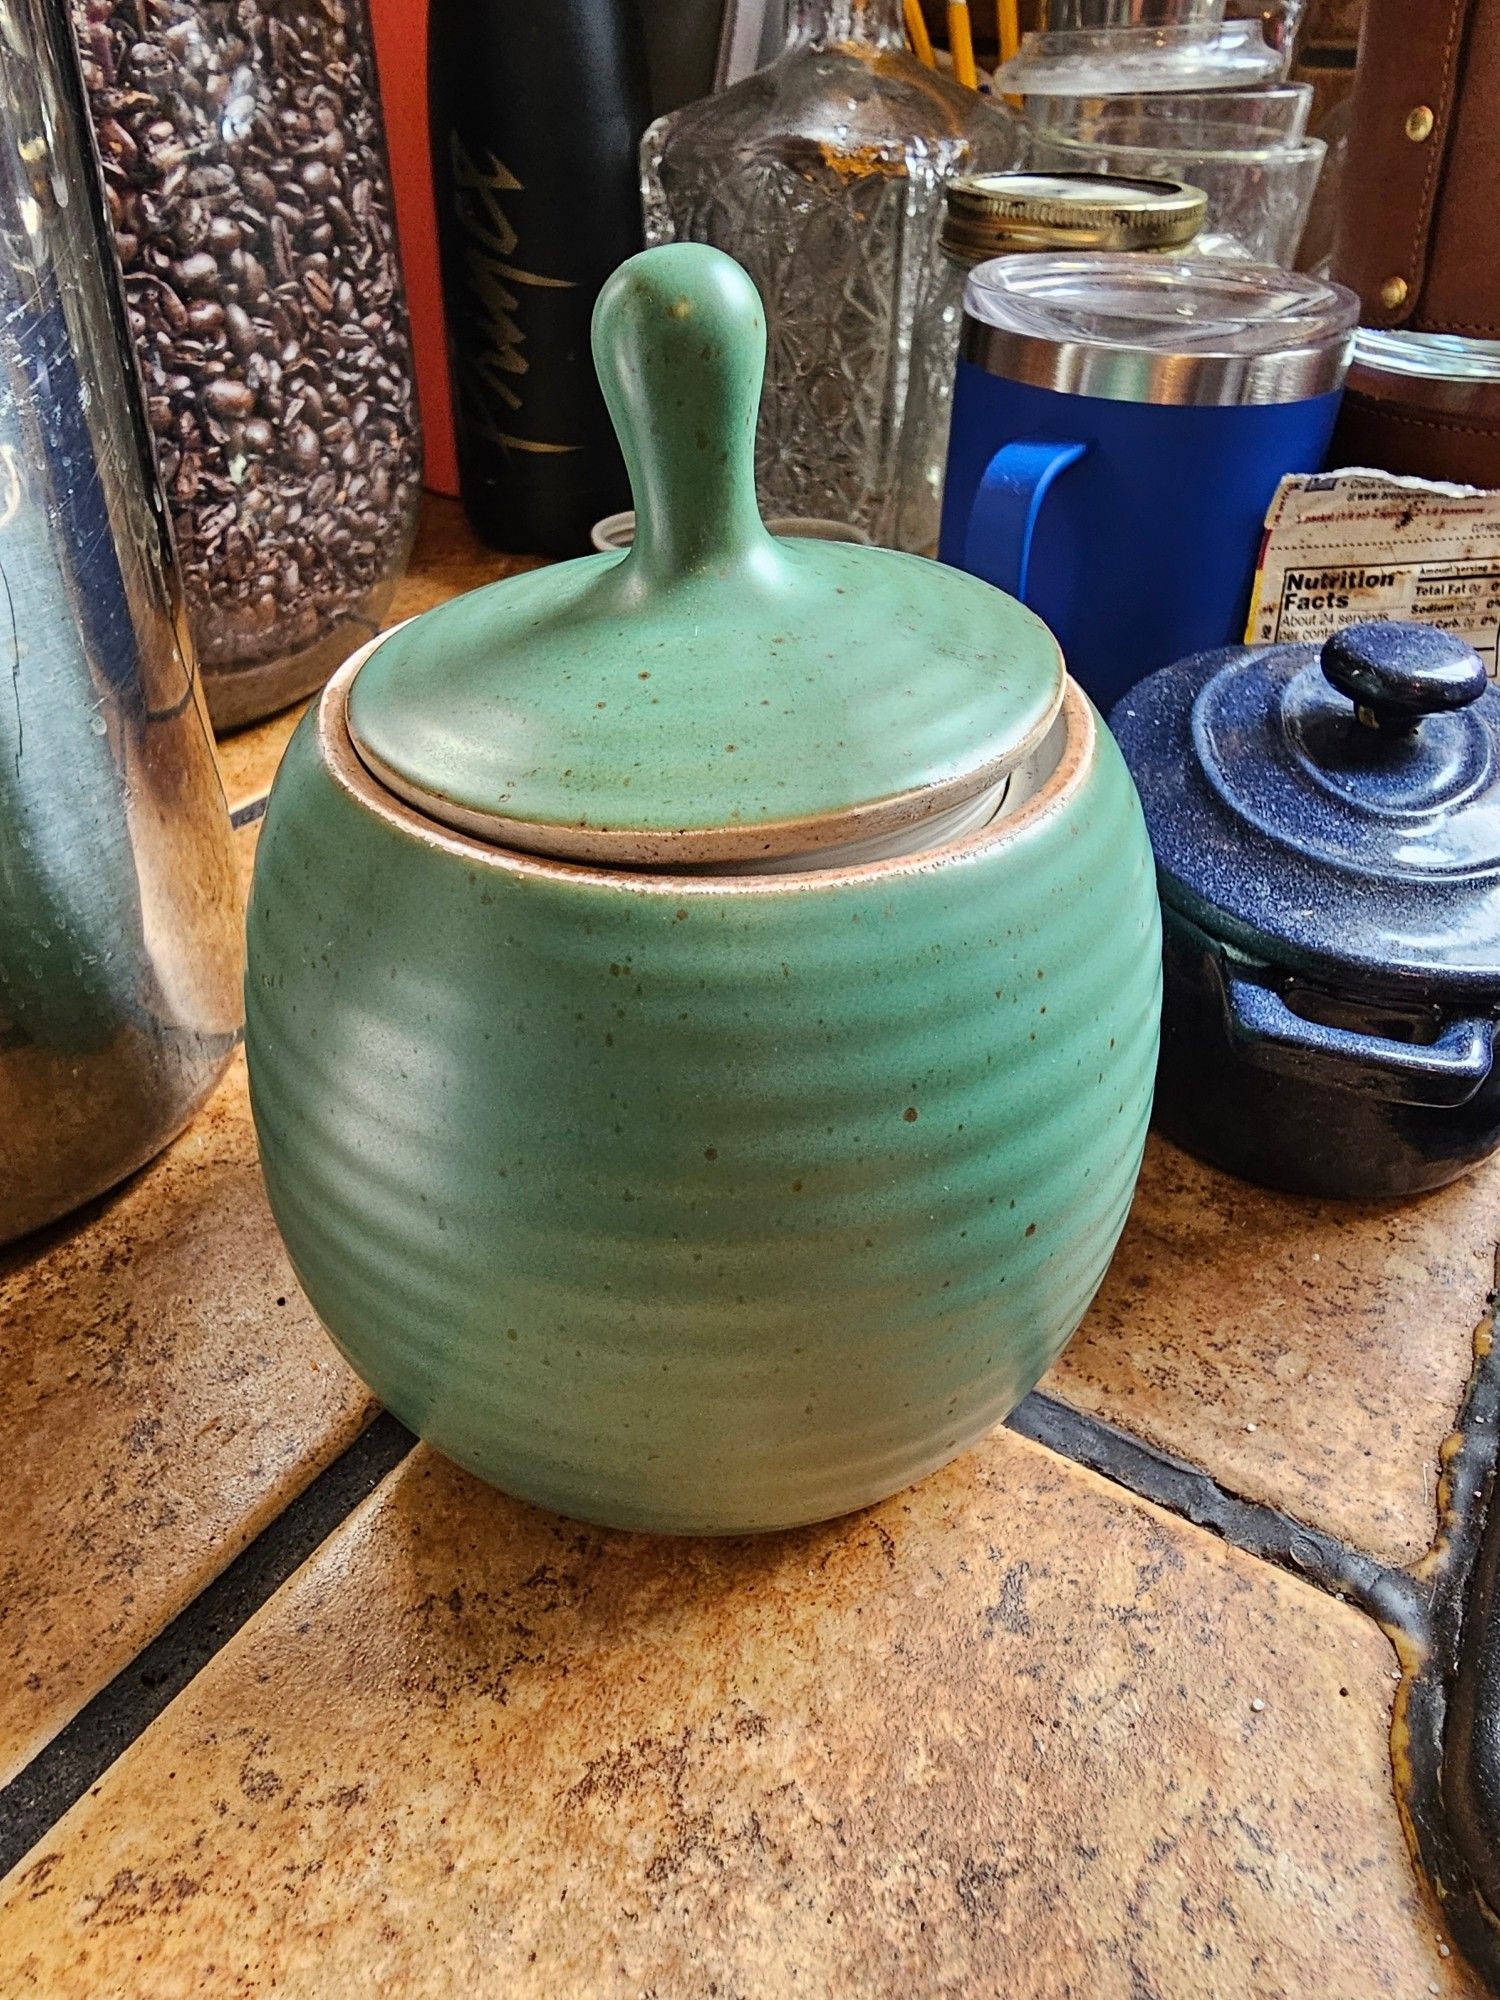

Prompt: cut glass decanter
[{"left": 642, "top": 0, "right": 1020, "bottom": 548}]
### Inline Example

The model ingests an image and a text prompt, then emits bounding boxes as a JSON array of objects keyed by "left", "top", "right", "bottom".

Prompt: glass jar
[
  {"left": 1019, "top": 83, "right": 1314, "bottom": 143},
  {"left": 1332, "top": 329, "right": 1500, "bottom": 489},
  {"left": 75, "top": 0, "right": 423, "bottom": 729},
  {"left": 1021, "top": 115, "right": 1325, "bottom": 266},
  {"left": 640, "top": 0, "right": 1022, "bottom": 546},
  {"left": 894, "top": 171, "right": 1206, "bottom": 553}
]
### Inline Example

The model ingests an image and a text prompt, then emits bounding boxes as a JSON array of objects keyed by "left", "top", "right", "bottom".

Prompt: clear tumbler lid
[{"left": 961, "top": 253, "right": 1359, "bottom": 406}]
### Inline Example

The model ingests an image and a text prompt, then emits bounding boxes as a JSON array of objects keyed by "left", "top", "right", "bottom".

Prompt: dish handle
[{"left": 1223, "top": 973, "right": 1495, "bottom": 1109}]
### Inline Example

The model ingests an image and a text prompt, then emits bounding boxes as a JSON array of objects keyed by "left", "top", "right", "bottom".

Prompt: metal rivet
[
  {"left": 1379, "top": 275, "right": 1410, "bottom": 310},
  {"left": 1405, "top": 103, "right": 1435, "bottom": 141}
]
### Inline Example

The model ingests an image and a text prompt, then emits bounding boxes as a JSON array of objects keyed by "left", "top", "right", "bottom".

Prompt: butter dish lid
[
  {"left": 346, "top": 244, "right": 1064, "bottom": 866},
  {"left": 1111, "top": 620, "right": 1500, "bottom": 994}
]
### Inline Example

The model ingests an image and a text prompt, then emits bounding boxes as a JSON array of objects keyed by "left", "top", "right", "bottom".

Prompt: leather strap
[
  {"left": 1333, "top": 382, "right": 1500, "bottom": 489},
  {"left": 1332, "top": 0, "right": 1500, "bottom": 336}
]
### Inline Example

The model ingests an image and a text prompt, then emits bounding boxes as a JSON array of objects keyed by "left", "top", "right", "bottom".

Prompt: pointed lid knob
[{"left": 346, "top": 244, "right": 1063, "bottom": 866}]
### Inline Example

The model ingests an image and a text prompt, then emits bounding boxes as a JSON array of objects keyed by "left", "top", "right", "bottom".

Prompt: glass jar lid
[
  {"left": 940, "top": 171, "right": 1206, "bottom": 263},
  {"left": 961, "top": 253, "right": 1358, "bottom": 405},
  {"left": 345, "top": 245, "right": 1064, "bottom": 867},
  {"left": 1352, "top": 328, "right": 1500, "bottom": 385},
  {"left": 993, "top": 22, "right": 1282, "bottom": 96},
  {"left": 1112, "top": 621, "right": 1500, "bottom": 995}
]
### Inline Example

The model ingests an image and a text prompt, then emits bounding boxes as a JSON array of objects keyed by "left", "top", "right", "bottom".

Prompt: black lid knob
[{"left": 1322, "top": 620, "right": 1489, "bottom": 733}]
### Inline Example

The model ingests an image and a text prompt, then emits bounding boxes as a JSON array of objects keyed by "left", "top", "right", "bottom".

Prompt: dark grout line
[
  {"left": 230, "top": 792, "right": 270, "bottom": 829},
  {"left": 2, "top": 1280, "right": 1490, "bottom": 1958},
  {"left": 0, "top": 1411, "right": 415, "bottom": 1881},
  {"left": 1006, "top": 1389, "right": 1424, "bottom": 1632},
  {"left": 1381, "top": 1261, "right": 1500, "bottom": 1989},
  {"left": 1012, "top": 1268, "right": 1500, "bottom": 1992}
]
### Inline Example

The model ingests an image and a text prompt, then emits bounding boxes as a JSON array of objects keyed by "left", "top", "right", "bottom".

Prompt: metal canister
[{"left": 0, "top": 0, "right": 242, "bottom": 1244}]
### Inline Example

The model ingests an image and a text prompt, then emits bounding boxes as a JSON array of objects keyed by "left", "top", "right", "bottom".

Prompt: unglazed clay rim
[
  {"left": 345, "top": 626, "right": 1068, "bottom": 868},
  {"left": 318, "top": 638, "right": 1098, "bottom": 892}
]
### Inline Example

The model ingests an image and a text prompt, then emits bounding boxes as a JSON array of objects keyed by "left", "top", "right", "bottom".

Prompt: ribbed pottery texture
[{"left": 246, "top": 685, "right": 1160, "bottom": 1534}]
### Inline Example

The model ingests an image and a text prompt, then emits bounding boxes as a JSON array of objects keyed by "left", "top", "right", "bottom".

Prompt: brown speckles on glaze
[
  {"left": 0, "top": 1437, "right": 1473, "bottom": 1997},
  {"left": 1046, "top": 1135, "right": 1500, "bottom": 1567}
]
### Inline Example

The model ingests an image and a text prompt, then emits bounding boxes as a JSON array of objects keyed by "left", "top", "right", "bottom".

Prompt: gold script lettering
[{"left": 449, "top": 136, "right": 579, "bottom": 453}]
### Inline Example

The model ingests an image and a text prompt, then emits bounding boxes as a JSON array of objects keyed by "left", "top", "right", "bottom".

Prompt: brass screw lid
[{"left": 940, "top": 171, "right": 1207, "bottom": 265}]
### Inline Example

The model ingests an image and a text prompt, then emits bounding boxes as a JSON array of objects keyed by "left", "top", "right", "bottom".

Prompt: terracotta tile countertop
[{"left": 0, "top": 497, "right": 1494, "bottom": 1997}]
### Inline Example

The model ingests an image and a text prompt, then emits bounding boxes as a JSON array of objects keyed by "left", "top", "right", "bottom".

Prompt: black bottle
[{"left": 428, "top": 0, "right": 649, "bottom": 556}]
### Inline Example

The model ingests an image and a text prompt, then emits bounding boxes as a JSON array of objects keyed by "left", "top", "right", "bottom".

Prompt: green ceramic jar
[{"left": 246, "top": 245, "right": 1160, "bottom": 1533}]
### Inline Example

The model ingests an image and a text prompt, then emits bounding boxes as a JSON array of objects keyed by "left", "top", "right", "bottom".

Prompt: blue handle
[
  {"left": 962, "top": 439, "right": 1087, "bottom": 602},
  {"left": 1224, "top": 975, "right": 1495, "bottom": 1109}
]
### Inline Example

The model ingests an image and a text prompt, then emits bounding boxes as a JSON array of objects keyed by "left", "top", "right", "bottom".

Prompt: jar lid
[
  {"left": 345, "top": 245, "right": 1063, "bottom": 866},
  {"left": 961, "top": 253, "right": 1358, "bottom": 406},
  {"left": 1352, "top": 328, "right": 1500, "bottom": 386},
  {"left": 1111, "top": 621, "right": 1500, "bottom": 996},
  {"left": 940, "top": 172, "right": 1206, "bottom": 264},
  {"left": 993, "top": 22, "right": 1282, "bottom": 97}
]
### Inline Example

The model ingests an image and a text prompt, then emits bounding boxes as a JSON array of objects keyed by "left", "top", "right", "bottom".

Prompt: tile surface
[
  {"left": 0, "top": 503, "right": 535, "bottom": 1784},
  {"left": 0, "top": 1433, "right": 1473, "bottom": 2000},
  {"left": 0, "top": 1047, "right": 373, "bottom": 1785},
  {"left": 214, "top": 700, "right": 311, "bottom": 819},
  {"left": 1046, "top": 1137, "right": 1497, "bottom": 1568},
  {"left": 384, "top": 493, "right": 542, "bottom": 624},
  {"left": 8, "top": 489, "right": 1488, "bottom": 1997}
]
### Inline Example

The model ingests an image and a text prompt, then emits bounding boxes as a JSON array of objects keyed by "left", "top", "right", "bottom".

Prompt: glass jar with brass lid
[{"left": 894, "top": 170, "right": 1205, "bottom": 554}]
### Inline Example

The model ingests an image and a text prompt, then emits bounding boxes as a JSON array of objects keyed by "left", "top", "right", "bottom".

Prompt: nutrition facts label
[{"left": 1246, "top": 468, "right": 1500, "bottom": 673}]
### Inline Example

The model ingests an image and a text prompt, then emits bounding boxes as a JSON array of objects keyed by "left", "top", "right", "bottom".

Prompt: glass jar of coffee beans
[{"left": 75, "top": 0, "right": 423, "bottom": 729}]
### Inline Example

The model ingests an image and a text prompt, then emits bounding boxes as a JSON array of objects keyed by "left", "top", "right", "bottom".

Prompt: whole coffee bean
[
  {"left": 223, "top": 302, "right": 255, "bottom": 355},
  {"left": 174, "top": 250, "right": 218, "bottom": 295},
  {"left": 127, "top": 38, "right": 171, "bottom": 77},
  {"left": 270, "top": 213, "right": 294, "bottom": 279},
  {"left": 230, "top": 248, "right": 269, "bottom": 294},
  {"left": 288, "top": 424, "right": 321, "bottom": 473},
  {"left": 204, "top": 377, "right": 255, "bottom": 420},
  {"left": 187, "top": 298, "right": 224, "bottom": 334},
  {"left": 153, "top": 280, "right": 189, "bottom": 332}
]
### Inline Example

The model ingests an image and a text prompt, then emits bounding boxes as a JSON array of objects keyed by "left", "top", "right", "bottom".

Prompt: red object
[{"left": 368, "top": 0, "right": 458, "bottom": 496}]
